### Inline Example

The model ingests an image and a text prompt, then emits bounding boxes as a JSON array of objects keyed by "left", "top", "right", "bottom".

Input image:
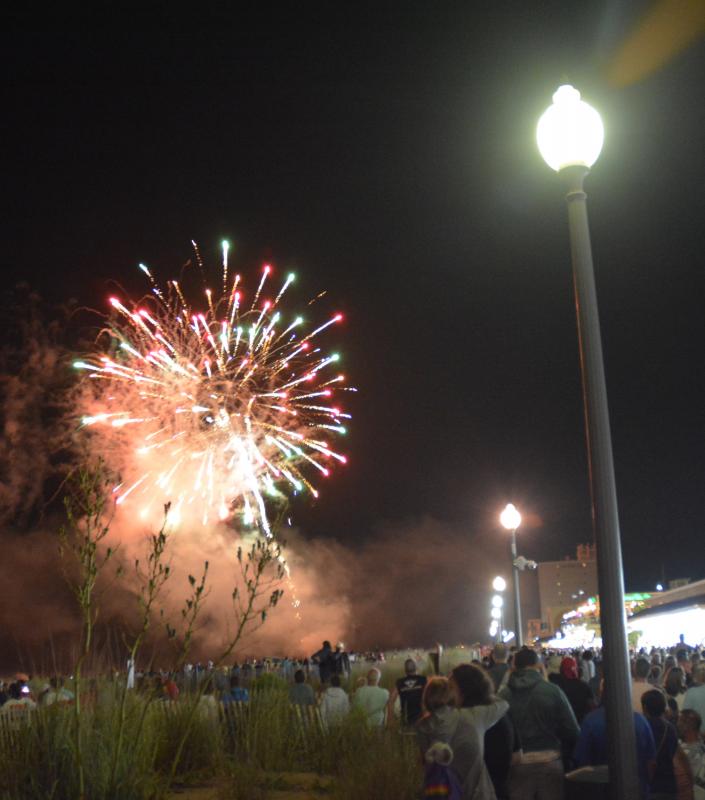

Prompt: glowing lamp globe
[
  {"left": 492, "top": 576, "right": 507, "bottom": 592},
  {"left": 492, "top": 595, "right": 504, "bottom": 608},
  {"left": 500, "top": 503, "right": 522, "bottom": 531},
  {"left": 491, "top": 607, "right": 502, "bottom": 620},
  {"left": 537, "top": 85, "right": 604, "bottom": 172}
]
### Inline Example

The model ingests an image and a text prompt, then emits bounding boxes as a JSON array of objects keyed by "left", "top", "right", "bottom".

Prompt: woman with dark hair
[
  {"left": 641, "top": 688, "right": 693, "bottom": 800},
  {"left": 664, "top": 655, "right": 677, "bottom": 677},
  {"left": 663, "top": 667, "right": 687, "bottom": 725},
  {"left": 450, "top": 663, "right": 513, "bottom": 800}
]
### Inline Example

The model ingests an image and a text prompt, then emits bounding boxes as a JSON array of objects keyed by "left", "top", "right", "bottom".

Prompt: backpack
[{"left": 423, "top": 742, "right": 463, "bottom": 800}]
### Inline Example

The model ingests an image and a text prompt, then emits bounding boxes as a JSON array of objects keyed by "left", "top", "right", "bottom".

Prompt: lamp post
[
  {"left": 537, "top": 85, "right": 640, "bottom": 799},
  {"left": 500, "top": 503, "right": 523, "bottom": 647}
]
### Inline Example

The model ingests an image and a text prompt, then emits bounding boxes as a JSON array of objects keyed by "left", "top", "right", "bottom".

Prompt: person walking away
[
  {"left": 451, "top": 663, "right": 513, "bottom": 799},
  {"left": 666, "top": 669, "right": 689, "bottom": 718},
  {"left": 579, "top": 650, "right": 596, "bottom": 685},
  {"left": 488, "top": 644, "right": 510, "bottom": 692},
  {"left": 289, "top": 669, "right": 316, "bottom": 706},
  {"left": 320, "top": 674, "right": 350, "bottom": 726},
  {"left": 684, "top": 665, "right": 705, "bottom": 735},
  {"left": 677, "top": 650, "right": 693, "bottom": 686},
  {"left": 333, "top": 645, "right": 350, "bottom": 678},
  {"left": 352, "top": 668, "right": 389, "bottom": 728},
  {"left": 416, "top": 677, "right": 496, "bottom": 800},
  {"left": 312, "top": 641, "right": 335, "bottom": 685},
  {"left": 390, "top": 658, "right": 427, "bottom": 727},
  {"left": 678, "top": 710, "right": 705, "bottom": 800},
  {"left": 573, "top": 681, "right": 656, "bottom": 800},
  {"left": 499, "top": 647, "right": 579, "bottom": 800},
  {"left": 554, "top": 657, "right": 595, "bottom": 726},
  {"left": 631, "top": 656, "right": 654, "bottom": 712},
  {"left": 641, "top": 689, "right": 694, "bottom": 800},
  {"left": 546, "top": 655, "right": 564, "bottom": 687}
]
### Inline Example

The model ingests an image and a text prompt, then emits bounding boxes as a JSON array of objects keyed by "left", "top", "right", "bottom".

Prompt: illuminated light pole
[
  {"left": 537, "top": 84, "right": 639, "bottom": 800},
  {"left": 500, "top": 503, "right": 523, "bottom": 647}
]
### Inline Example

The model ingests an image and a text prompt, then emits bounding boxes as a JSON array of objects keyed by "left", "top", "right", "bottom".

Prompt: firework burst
[{"left": 75, "top": 242, "right": 352, "bottom": 534}]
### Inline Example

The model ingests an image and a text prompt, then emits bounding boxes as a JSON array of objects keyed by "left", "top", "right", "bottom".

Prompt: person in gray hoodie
[
  {"left": 417, "top": 676, "right": 498, "bottom": 800},
  {"left": 498, "top": 648, "right": 579, "bottom": 800}
]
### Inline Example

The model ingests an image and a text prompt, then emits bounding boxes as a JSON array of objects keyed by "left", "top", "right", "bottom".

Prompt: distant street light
[
  {"left": 490, "top": 577, "right": 506, "bottom": 643},
  {"left": 500, "top": 503, "right": 523, "bottom": 646},
  {"left": 537, "top": 84, "right": 639, "bottom": 800}
]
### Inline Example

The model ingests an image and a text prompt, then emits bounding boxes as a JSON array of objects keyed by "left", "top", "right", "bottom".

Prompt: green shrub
[
  {"left": 0, "top": 666, "right": 424, "bottom": 799},
  {"left": 249, "top": 673, "right": 289, "bottom": 695}
]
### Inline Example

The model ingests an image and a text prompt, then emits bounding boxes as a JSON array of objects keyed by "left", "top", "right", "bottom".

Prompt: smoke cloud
[
  {"left": 0, "top": 295, "right": 500, "bottom": 671},
  {"left": 0, "top": 511, "right": 500, "bottom": 671}
]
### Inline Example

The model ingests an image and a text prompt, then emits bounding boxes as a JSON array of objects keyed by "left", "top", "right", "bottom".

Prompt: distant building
[
  {"left": 629, "top": 577, "right": 705, "bottom": 649},
  {"left": 646, "top": 578, "right": 703, "bottom": 610},
  {"left": 668, "top": 578, "right": 691, "bottom": 590},
  {"left": 527, "top": 618, "right": 549, "bottom": 641},
  {"left": 537, "top": 544, "right": 598, "bottom": 633}
]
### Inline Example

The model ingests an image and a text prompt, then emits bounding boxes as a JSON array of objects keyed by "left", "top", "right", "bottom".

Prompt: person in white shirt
[
  {"left": 630, "top": 656, "right": 651, "bottom": 713},
  {"left": 40, "top": 676, "right": 75, "bottom": 707},
  {"left": 684, "top": 664, "right": 705, "bottom": 733},
  {"left": 580, "top": 650, "right": 596, "bottom": 684},
  {"left": 197, "top": 679, "right": 219, "bottom": 721},
  {"left": 353, "top": 668, "right": 389, "bottom": 727},
  {"left": 320, "top": 674, "right": 350, "bottom": 726}
]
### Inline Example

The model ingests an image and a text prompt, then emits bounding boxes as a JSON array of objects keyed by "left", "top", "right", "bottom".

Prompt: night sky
[{"left": 3, "top": 7, "right": 704, "bottom": 605}]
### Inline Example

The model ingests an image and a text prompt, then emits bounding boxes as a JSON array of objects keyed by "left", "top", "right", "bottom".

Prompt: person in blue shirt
[
  {"left": 221, "top": 674, "right": 249, "bottom": 704},
  {"left": 573, "top": 684, "right": 656, "bottom": 799}
]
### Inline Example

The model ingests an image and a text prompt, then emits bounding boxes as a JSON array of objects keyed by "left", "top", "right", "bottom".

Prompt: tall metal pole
[
  {"left": 561, "top": 164, "right": 639, "bottom": 800},
  {"left": 510, "top": 527, "right": 523, "bottom": 647}
]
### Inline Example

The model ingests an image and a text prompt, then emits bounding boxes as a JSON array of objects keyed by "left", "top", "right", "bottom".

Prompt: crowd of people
[
  {"left": 0, "top": 675, "right": 74, "bottom": 714},
  {"left": 1, "top": 640, "right": 704, "bottom": 800},
  {"left": 416, "top": 643, "right": 705, "bottom": 800}
]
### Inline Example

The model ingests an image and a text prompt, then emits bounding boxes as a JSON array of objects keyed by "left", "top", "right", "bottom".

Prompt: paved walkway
[{"left": 169, "top": 772, "right": 334, "bottom": 799}]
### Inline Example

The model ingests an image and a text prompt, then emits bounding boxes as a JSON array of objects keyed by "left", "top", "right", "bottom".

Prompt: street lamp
[
  {"left": 500, "top": 503, "right": 523, "bottom": 647},
  {"left": 537, "top": 84, "right": 639, "bottom": 800},
  {"left": 492, "top": 575, "right": 507, "bottom": 593}
]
